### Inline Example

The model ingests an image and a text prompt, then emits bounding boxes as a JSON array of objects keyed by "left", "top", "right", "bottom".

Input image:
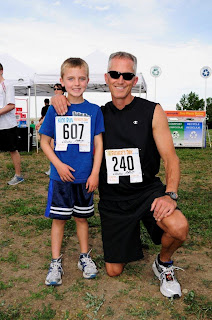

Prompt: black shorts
[
  {"left": 45, "top": 180, "right": 94, "bottom": 220},
  {"left": 0, "top": 127, "right": 18, "bottom": 152},
  {"left": 98, "top": 181, "right": 166, "bottom": 263}
]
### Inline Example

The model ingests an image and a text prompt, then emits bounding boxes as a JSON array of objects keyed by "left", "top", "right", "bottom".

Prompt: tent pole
[
  {"left": 28, "top": 86, "right": 31, "bottom": 152},
  {"left": 34, "top": 83, "right": 39, "bottom": 153}
]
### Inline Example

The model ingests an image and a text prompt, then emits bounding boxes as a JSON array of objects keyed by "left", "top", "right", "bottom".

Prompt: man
[
  {"left": 0, "top": 63, "right": 24, "bottom": 185},
  {"left": 51, "top": 52, "right": 189, "bottom": 299},
  {"left": 35, "top": 98, "right": 50, "bottom": 131}
]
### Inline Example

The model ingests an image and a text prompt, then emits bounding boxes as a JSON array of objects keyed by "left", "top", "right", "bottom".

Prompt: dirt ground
[{"left": 0, "top": 150, "right": 211, "bottom": 320}]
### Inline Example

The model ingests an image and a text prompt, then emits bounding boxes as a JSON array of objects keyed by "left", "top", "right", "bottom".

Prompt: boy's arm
[
  {"left": 86, "top": 133, "right": 103, "bottom": 193},
  {"left": 40, "top": 134, "right": 75, "bottom": 182}
]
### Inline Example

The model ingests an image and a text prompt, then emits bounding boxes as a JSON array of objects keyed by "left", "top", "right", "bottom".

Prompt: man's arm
[
  {"left": 0, "top": 103, "right": 15, "bottom": 116},
  {"left": 151, "top": 104, "right": 180, "bottom": 221},
  {"left": 86, "top": 133, "right": 103, "bottom": 193},
  {"left": 40, "top": 134, "right": 75, "bottom": 182},
  {"left": 50, "top": 95, "right": 70, "bottom": 115}
]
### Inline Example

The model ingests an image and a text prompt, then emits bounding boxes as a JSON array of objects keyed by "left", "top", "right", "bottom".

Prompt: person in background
[
  {"left": 41, "top": 84, "right": 65, "bottom": 175},
  {"left": 50, "top": 52, "right": 189, "bottom": 299},
  {"left": 39, "top": 57, "right": 104, "bottom": 286},
  {"left": 0, "top": 63, "right": 24, "bottom": 185},
  {"left": 35, "top": 98, "right": 50, "bottom": 131}
]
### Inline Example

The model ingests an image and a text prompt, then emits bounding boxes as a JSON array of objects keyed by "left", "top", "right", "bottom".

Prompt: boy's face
[{"left": 60, "top": 66, "right": 89, "bottom": 99}]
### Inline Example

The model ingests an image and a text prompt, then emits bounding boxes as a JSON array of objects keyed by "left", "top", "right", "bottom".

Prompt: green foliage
[
  {"left": 31, "top": 304, "right": 56, "bottom": 320},
  {"left": 184, "top": 290, "right": 212, "bottom": 319},
  {"left": 176, "top": 91, "right": 205, "bottom": 111},
  {"left": 206, "top": 97, "right": 212, "bottom": 128}
]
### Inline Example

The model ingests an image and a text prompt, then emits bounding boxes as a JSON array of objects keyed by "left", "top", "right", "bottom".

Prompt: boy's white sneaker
[
  {"left": 152, "top": 255, "right": 183, "bottom": 299},
  {"left": 45, "top": 255, "right": 64, "bottom": 286},
  {"left": 78, "top": 250, "right": 98, "bottom": 279}
]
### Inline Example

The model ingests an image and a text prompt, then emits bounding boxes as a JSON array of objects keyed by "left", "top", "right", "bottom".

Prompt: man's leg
[
  {"left": 152, "top": 209, "right": 189, "bottom": 298},
  {"left": 105, "top": 262, "right": 125, "bottom": 277},
  {"left": 156, "top": 209, "right": 189, "bottom": 262},
  {"left": 10, "top": 150, "right": 21, "bottom": 176}
]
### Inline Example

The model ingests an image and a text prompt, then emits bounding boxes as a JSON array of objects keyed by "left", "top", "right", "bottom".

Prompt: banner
[{"left": 166, "top": 111, "right": 206, "bottom": 148}]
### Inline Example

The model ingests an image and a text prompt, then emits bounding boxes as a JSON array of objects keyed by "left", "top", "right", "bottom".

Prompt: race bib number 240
[{"left": 105, "top": 148, "right": 143, "bottom": 184}]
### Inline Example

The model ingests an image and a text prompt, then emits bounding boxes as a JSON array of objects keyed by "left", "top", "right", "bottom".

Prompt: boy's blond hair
[{"left": 61, "top": 58, "right": 89, "bottom": 78}]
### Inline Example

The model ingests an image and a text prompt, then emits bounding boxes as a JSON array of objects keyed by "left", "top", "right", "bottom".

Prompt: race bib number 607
[
  {"left": 105, "top": 148, "right": 143, "bottom": 184},
  {"left": 55, "top": 116, "right": 91, "bottom": 151}
]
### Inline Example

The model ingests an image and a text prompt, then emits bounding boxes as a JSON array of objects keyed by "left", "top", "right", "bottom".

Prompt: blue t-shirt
[{"left": 39, "top": 99, "right": 105, "bottom": 183}]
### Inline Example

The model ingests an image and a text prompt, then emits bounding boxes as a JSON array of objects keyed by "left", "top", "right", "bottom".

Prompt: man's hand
[
  {"left": 56, "top": 162, "right": 75, "bottom": 182},
  {"left": 86, "top": 173, "right": 99, "bottom": 193},
  {"left": 151, "top": 195, "right": 177, "bottom": 222},
  {"left": 51, "top": 95, "right": 70, "bottom": 115}
]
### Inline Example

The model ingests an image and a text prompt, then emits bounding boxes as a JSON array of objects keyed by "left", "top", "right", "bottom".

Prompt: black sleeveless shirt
[{"left": 99, "top": 97, "right": 161, "bottom": 200}]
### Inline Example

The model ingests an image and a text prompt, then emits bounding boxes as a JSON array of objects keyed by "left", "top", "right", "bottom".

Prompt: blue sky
[{"left": 1, "top": 0, "right": 212, "bottom": 109}]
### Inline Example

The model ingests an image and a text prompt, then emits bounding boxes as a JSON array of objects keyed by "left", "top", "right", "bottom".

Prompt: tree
[
  {"left": 206, "top": 97, "right": 212, "bottom": 128},
  {"left": 176, "top": 91, "right": 205, "bottom": 111},
  {"left": 176, "top": 92, "right": 212, "bottom": 128}
]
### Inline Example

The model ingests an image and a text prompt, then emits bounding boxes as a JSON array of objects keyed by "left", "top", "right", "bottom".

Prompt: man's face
[
  {"left": 60, "top": 66, "right": 89, "bottom": 98},
  {"left": 105, "top": 57, "right": 138, "bottom": 101}
]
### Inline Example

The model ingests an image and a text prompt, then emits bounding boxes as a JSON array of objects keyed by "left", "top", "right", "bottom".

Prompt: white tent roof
[
  {"left": 0, "top": 53, "right": 34, "bottom": 91},
  {"left": 1, "top": 51, "right": 147, "bottom": 96}
]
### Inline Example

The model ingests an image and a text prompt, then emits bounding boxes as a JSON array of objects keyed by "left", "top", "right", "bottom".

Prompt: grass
[{"left": 0, "top": 131, "right": 211, "bottom": 319}]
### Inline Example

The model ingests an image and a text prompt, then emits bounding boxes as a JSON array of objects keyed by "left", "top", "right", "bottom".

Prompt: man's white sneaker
[
  {"left": 78, "top": 250, "right": 98, "bottom": 279},
  {"left": 45, "top": 255, "right": 64, "bottom": 286},
  {"left": 152, "top": 255, "right": 183, "bottom": 299}
]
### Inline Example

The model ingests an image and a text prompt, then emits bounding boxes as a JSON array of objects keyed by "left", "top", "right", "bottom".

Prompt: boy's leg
[
  {"left": 74, "top": 218, "right": 98, "bottom": 279},
  {"left": 45, "top": 219, "right": 66, "bottom": 286},
  {"left": 74, "top": 217, "right": 89, "bottom": 253},
  {"left": 51, "top": 219, "right": 66, "bottom": 259}
]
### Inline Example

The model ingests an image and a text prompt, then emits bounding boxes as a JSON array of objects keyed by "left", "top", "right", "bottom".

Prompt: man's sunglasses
[
  {"left": 54, "top": 87, "right": 62, "bottom": 91},
  {"left": 108, "top": 71, "right": 135, "bottom": 81}
]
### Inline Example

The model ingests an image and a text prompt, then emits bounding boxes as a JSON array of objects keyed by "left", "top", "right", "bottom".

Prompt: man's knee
[
  {"left": 170, "top": 214, "right": 189, "bottom": 242},
  {"left": 160, "top": 211, "right": 189, "bottom": 242},
  {"left": 105, "top": 262, "right": 125, "bottom": 277}
]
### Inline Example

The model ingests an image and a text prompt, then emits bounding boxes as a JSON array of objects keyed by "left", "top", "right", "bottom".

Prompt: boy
[
  {"left": 0, "top": 63, "right": 24, "bottom": 185},
  {"left": 39, "top": 58, "right": 104, "bottom": 286}
]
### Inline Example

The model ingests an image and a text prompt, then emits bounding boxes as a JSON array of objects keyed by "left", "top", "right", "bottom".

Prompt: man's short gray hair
[{"left": 107, "top": 52, "right": 137, "bottom": 74}]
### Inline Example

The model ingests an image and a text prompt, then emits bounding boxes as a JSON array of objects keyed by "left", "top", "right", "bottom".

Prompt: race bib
[
  {"left": 105, "top": 148, "right": 143, "bottom": 184},
  {"left": 55, "top": 116, "right": 91, "bottom": 152}
]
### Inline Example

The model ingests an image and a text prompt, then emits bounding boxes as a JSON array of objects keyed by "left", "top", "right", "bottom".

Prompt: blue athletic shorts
[{"left": 45, "top": 180, "right": 94, "bottom": 220}]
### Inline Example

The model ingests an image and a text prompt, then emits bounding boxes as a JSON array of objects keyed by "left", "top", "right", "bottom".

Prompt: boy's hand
[
  {"left": 56, "top": 162, "right": 75, "bottom": 182},
  {"left": 86, "top": 173, "right": 99, "bottom": 193},
  {"left": 51, "top": 95, "right": 71, "bottom": 115}
]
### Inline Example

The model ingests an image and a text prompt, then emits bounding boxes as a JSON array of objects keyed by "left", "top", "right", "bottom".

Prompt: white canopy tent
[{"left": 1, "top": 51, "right": 148, "bottom": 151}]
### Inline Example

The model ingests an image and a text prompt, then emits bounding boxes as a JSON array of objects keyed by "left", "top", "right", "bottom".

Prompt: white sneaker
[
  {"left": 78, "top": 250, "right": 98, "bottom": 279},
  {"left": 7, "top": 174, "right": 24, "bottom": 185},
  {"left": 45, "top": 255, "right": 64, "bottom": 286},
  {"left": 152, "top": 255, "right": 183, "bottom": 298},
  {"left": 45, "top": 168, "right": 50, "bottom": 175}
]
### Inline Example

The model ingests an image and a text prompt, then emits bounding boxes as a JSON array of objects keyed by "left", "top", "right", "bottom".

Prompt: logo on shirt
[
  {"left": 72, "top": 111, "right": 89, "bottom": 117},
  {"left": 133, "top": 120, "right": 138, "bottom": 125}
]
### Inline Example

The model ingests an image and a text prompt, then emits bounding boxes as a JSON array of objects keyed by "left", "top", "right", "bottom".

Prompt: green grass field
[{"left": 0, "top": 134, "right": 211, "bottom": 320}]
